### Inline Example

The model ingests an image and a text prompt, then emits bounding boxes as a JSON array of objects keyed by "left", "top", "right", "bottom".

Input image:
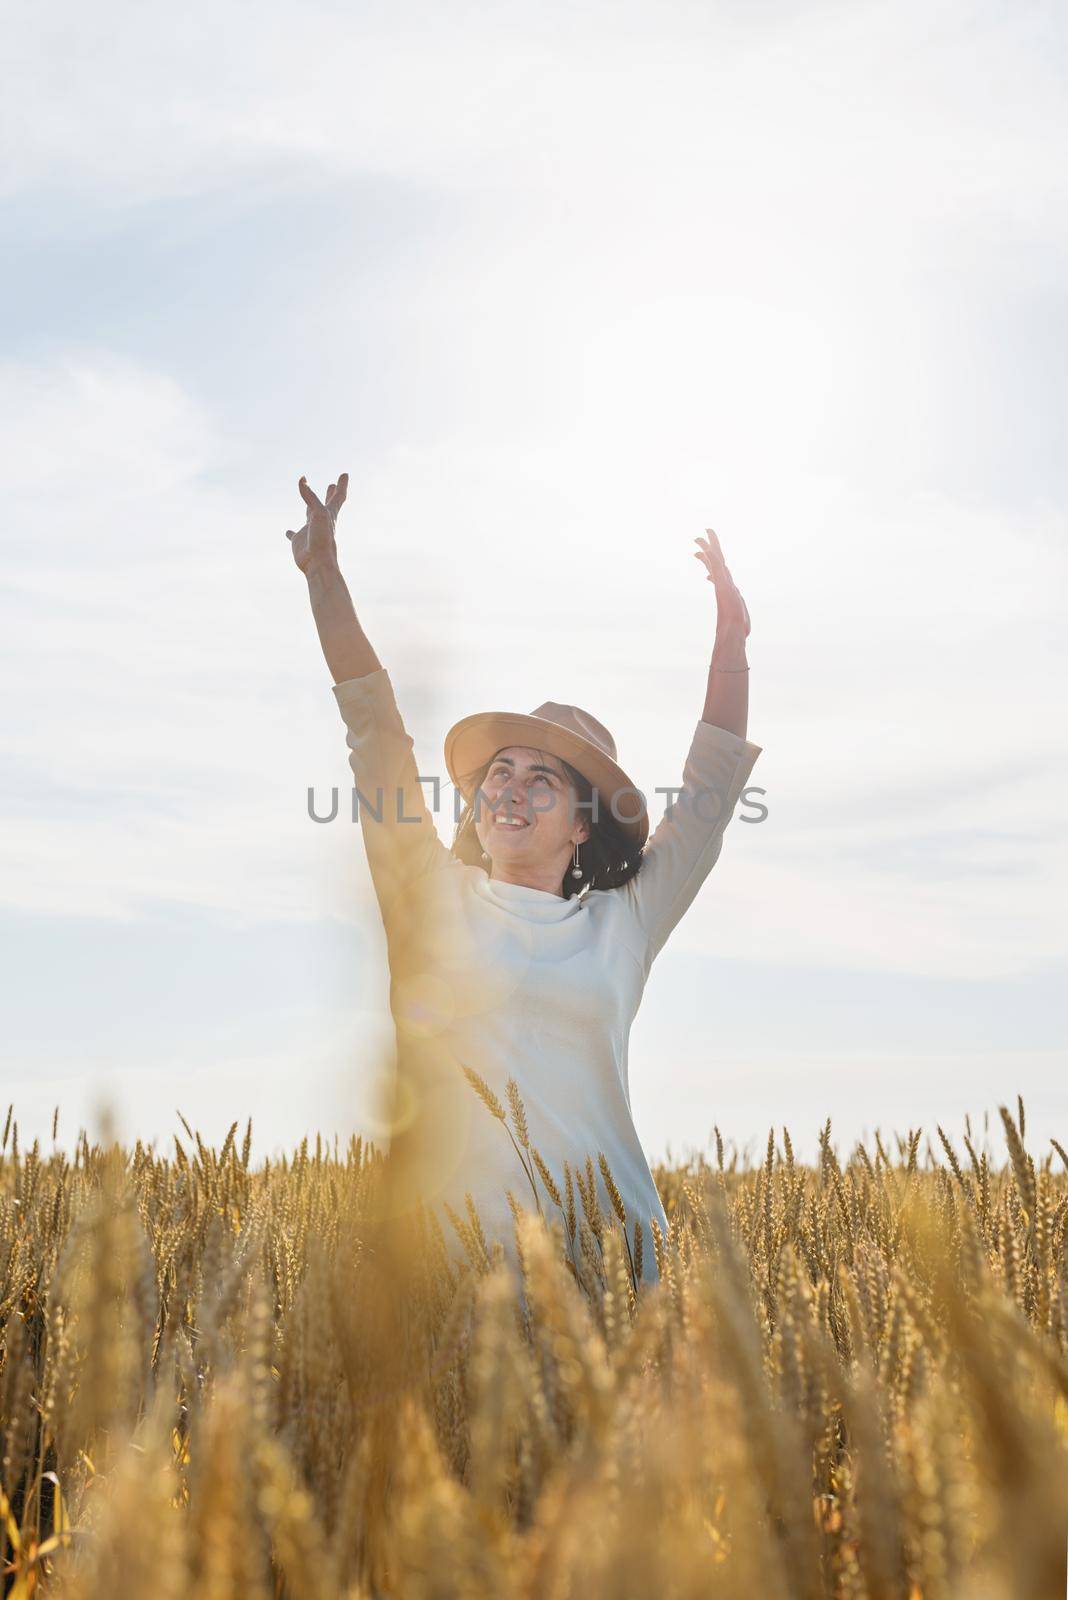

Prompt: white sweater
[{"left": 331, "top": 667, "right": 762, "bottom": 1286}]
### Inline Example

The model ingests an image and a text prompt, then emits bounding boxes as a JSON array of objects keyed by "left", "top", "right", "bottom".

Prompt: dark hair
[{"left": 450, "top": 744, "right": 643, "bottom": 899}]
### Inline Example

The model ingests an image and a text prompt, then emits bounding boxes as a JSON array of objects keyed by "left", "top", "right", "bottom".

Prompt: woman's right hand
[{"left": 286, "top": 473, "right": 348, "bottom": 575}]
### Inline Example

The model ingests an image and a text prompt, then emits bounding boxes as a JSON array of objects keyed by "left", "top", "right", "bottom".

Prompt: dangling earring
[{"left": 570, "top": 840, "right": 583, "bottom": 879}]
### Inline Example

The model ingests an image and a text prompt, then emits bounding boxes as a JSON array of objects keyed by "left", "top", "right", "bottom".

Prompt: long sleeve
[
  {"left": 332, "top": 668, "right": 452, "bottom": 920},
  {"left": 621, "top": 720, "right": 762, "bottom": 967}
]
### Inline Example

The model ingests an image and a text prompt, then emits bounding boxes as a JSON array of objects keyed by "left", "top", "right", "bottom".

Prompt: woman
[{"left": 288, "top": 472, "right": 761, "bottom": 1288}]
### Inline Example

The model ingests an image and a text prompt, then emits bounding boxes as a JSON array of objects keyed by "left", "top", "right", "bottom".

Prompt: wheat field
[{"left": 1, "top": 1090, "right": 1066, "bottom": 1599}]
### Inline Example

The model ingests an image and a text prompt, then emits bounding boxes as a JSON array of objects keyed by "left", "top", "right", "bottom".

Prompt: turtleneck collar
[{"left": 473, "top": 872, "right": 588, "bottom": 922}]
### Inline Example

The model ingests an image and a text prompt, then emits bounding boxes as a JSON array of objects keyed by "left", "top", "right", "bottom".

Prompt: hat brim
[{"left": 443, "top": 710, "right": 649, "bottom": 851}]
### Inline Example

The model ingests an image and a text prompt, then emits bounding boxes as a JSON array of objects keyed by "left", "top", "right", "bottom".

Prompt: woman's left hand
[{"left": 694, "top": 528, "right": 751, "bottom": 638}]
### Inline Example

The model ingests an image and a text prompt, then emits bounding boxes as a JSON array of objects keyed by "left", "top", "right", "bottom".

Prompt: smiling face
[{"left": 473, "top": 744, "right": 592, "bottom": 886}]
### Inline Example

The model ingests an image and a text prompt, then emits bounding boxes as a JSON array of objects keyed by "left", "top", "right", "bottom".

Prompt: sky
[{"left": 2, "top": 0, "right": 1065, "bottom": 1169}]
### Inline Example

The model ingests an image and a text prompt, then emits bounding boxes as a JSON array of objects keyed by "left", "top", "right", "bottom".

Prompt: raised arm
[
  {"left": 288, "top": 474, "right": 451, "bottom": 917},
  {"left": 288, "top": 474, "right": 382, "bottom": 684},
  {"left": 695, "top": 527, "right": 751, "bottom": 737},
  {"left": 621, "top": 528, "right": 761, "bottom": 967}
]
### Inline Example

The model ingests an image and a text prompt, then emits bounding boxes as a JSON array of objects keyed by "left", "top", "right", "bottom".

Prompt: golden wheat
[{"left": 0, "top": 1094, "right": 1066, "bottom": 1597}]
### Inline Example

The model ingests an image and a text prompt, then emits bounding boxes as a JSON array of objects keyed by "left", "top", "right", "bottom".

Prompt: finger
[
  {"left": 298, "top": 476, "right": 324, "bottom": 512},
  {"left": 702, "top": 528, "right": 727, "bottom": 565},
  {"left": 333, "top": 471, "right": 349, "bottom": 509},
  {"left": 286, "top": 530, "right": 294, "bottom": 540},
  {"left": 695, "top": 543, "right": 725, "bottom": 576}
]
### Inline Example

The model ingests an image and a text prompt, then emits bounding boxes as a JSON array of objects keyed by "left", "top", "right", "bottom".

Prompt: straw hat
[{"left": 444, "top": 699, "right": 649, "bottom": 851}]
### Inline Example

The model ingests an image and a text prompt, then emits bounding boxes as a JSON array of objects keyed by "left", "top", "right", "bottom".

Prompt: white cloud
[
  {"left": 2, "top": 0, "right": 1065, "bottom": 1155},
  {"left": 7, "top": 0, "right": 1067, "bottom": 250},
  {"left": 0, "top": 357, "right": 211, "bottom": 497},
  {"left": 2, "top": 350, "right": 1065, "bottom": 991}
]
